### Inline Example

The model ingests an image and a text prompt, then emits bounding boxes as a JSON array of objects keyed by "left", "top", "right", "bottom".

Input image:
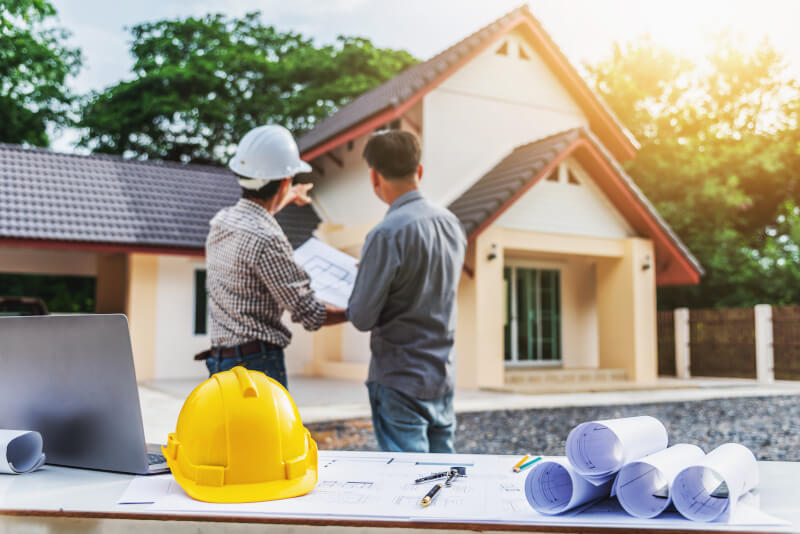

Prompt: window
[
  {"left": 567, "top": 169, "right": 581, "bottom": 185},
  {"left": 504, "top": 266, "right": 561, "bottom": 363},
  {"left": 518, "top": 45, "right": 530, "bottom": 60},
  {"left": 496, "top": 41, "right": 509, "bottom": 56},
  {"left": 545, "top": 169, "right": 559, "bottom": 182},
  {"left": 194, "top": 269, "right": 207, "bottom": 335}
]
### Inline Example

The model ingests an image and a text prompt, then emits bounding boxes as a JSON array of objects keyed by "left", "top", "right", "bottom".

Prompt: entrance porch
[{"left": 455, "top": 226, "right": 658, "bottom": 391}]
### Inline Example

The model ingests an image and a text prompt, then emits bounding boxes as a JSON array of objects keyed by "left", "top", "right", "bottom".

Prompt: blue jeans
[
  {"left": 367, "top": 382, "right": 455, "bottom": 453},
  {"left": 206, "top": 343, "right": 288, "bottom": 389}
]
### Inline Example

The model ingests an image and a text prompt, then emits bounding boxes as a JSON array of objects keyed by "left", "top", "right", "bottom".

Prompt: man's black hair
[
  {"left": 362, "top": 130, "right": 421, "bottom": 179},
  {"left": 239, "top": 177, "right": 283, "bottom": 201}
]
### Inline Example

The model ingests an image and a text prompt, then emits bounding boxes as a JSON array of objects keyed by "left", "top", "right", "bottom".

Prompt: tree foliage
[
  {"left": 0, "top": 0, "right": 81, "bottom": 145},
  {"left": 586, "top": 34, "right": 800, "bottom": 308},
  {"left": 79, "top": 12, "right": 417, "bottom": 164}
]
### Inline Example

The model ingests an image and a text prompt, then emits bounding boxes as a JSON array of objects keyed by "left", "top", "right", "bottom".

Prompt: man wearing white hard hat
[{"left": 198, "top": 125, "right": 347, "bottom": 388}]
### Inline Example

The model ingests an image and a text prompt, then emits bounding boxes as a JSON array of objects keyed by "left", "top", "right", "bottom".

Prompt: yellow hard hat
[{"left": 163, "top": 366, "right": 318, "bottom": 503}]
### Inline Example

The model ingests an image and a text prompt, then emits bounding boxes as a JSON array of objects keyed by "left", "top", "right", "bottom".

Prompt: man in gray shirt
[{"left": 347, "top": 130, "right": 466, "bottom": 453}]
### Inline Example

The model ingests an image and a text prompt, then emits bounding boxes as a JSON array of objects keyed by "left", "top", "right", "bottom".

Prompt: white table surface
[{"left": 0, "top": 452, "right": 798, "bottom": 533}]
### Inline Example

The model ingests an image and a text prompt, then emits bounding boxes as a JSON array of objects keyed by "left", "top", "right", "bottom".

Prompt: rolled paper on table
[
  {"left": 565, "top": 416, "right": 668, "bottom": 485},
  {"left": 672, "top": 443, "right": 759, "bottom": 523},
  {"left": 0, "top": 429, "right": 46, "bottom": 474},
  {"left": 615, "top": 443, "right": 706, "bottom": 518},
  {"left": 524, "top": 457, "right": 613, "bottom": 515}
]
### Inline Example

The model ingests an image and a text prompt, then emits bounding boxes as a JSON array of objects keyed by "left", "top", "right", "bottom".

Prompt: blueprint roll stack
[
  {"left": 524, "top": 457, "right": 613, "bottom": 515},
  {"left": 672, "top": 443, "right": 759, "bottom": 522},
  {"left": 615, "top": 444, "right": 706, "bottom": 518},
  {"left": 565, "top": 416, "right": 668, "bottom": 485}
]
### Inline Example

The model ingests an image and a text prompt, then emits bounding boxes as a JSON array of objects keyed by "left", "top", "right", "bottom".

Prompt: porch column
[
  {"left": 466, "top": 228, "right": 505, "bottom": 389},
  {"left": 754, "top": 304, "right": 775, "bottom": 384},
  {"left": 125, "top": 253, "right": 158, "bottom": 382},
  {"left": 95, "top": 253, "right": 127, "bottom": 314},
  {"left": 596, "top": 238, "right": 658, "bottom": 384}
]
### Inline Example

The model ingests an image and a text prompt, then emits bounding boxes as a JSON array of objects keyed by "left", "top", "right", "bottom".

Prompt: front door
[{"left": 504, "top": 265, "right": 561, "bottom": 364}]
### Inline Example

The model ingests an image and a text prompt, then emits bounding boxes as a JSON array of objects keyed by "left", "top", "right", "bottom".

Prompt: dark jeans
[
  {"left": 205, "top": 342, "right": 288, "bottom": 389},
  {"left": 367, "top": 382, "right": 455, "bottom": 453}
]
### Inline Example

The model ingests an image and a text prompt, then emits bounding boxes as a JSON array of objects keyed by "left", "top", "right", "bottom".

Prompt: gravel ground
[{"left": 307, "top": 395, "right": 800, "bottom": 461}]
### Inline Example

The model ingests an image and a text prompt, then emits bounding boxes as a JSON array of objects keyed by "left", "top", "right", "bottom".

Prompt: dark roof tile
[{"left": 0, "top": 144, "right": 320, "bottom": 250}]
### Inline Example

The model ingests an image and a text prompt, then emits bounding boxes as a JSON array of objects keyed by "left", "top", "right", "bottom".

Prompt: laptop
[{"left": 0, "top": 314, "right": 169, "bottom": 474}]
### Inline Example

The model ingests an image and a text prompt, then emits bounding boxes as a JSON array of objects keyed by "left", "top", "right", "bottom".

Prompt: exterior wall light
[
  {"left": 642, "top": 254, "right": 652, "bottom": 271},
  {"left": 487, "top": 243, "right": 498, "bottom": 261}
]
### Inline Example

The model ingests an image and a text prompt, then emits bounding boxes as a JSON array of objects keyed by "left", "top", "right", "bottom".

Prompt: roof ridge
[{"left": 0, "top": 142, "right": 231, "bottom": 175}]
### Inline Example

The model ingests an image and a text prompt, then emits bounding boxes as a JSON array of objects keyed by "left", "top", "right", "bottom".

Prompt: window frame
[
  {"left": 193, "top": 268, "right": 208, "bottom": 337},
  {"left": 504, "top": 259, "right": 563, "bottom": 367}
]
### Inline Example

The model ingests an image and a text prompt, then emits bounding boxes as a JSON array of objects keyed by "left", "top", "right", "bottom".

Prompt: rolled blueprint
[
  {"left": 672, "top": 443, "right": 758, "bottom": 522},
  {"left": 524, "top": 457, "right": 613, "bottom": 515},
  {"left": 0, "top": 429, "right": 46, "bottom": 474},
  {"left": 615, "top": 443, "right": 705, "bottom": 518},
  {"left": 565, "top": 416, "right": 668, "bottom": 485}
]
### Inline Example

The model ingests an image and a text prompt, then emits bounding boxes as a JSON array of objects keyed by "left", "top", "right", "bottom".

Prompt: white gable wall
[
  {"left": 496, "top": 157, "right": 636, "bottom": 239},
  {"left": 310, "top": 28, "right": 591, "bottom": 227},
  {"left": 309, "top": 134, "right": 386, "bottom": 226},
  {"left": 423, "top": 28, "right": 590, "bottom": 207}
]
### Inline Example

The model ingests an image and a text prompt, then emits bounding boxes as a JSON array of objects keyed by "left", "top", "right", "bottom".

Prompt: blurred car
[{"left": 0, "top": 297, "right": 49, "bottom": 317}]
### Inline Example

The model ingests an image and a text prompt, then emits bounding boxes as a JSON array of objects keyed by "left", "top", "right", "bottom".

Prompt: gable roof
[
  {"left": 298, "top": 5, "right": 638, "bottom": 163},
  {"left": 0, "top": 144, "right": 319, "bottom": 253},
  {"left": 448, "top": 128, "right": 703, "bottom": 286}
]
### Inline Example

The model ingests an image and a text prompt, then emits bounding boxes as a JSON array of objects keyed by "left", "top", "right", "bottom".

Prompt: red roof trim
[
  {"left": 0, "top": 237, "right": 205, "bottom": 257},
  {"left": 468, "top": 138, "right": 700, "bottom": 286},
  {"left": 571, "top": 139, "right": 700, "bottom": 286},
  {"left": 301, "top": 12, "right": 636, "bottom": 163}
]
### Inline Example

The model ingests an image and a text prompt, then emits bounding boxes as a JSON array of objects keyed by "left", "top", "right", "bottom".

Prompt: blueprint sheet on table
[{"left": 118, "top": 452, "right": 789, "bottom": 529}]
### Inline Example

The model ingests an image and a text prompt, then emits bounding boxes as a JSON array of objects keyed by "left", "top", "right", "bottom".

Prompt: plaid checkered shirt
[{"left": 206, "top": 198, "right": 326, "bottom": 348}]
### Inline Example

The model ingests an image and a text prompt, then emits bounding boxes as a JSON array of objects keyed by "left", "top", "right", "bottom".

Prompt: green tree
[
  {"left": 0, "top": 0, "right": 81, "bottom": 145},
  {"left": 79, "top": 12, "right": 417, "bottom": 164},
  {"left": 586, "top": 34, "right": 800, "bottom": 308}
]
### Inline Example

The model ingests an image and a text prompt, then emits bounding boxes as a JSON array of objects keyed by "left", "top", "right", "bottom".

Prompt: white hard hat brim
[{"left": 229, "top": 159, "right": 312, "bottom": 181}]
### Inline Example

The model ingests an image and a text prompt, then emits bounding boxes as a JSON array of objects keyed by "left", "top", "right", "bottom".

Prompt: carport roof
[{"left": 0, "top": 144, "right": 319, "bottom": 253}]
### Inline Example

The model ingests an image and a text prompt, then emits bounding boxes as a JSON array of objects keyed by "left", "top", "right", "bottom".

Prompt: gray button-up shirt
[{"left": 347, "top": 190, "right": 466, "bottom": 400}]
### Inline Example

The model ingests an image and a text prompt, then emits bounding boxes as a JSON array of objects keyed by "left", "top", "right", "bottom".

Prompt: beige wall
[
  {"left": 153, "top": 256, "right": 209, "bottom": 380},
  {"left": 0, "top": 246, "right": 97, "bottom": 276},
  {"left": 596, "top": 238, "right": 658, "bottom": 383},
  {"left": 126, "top": 253, "right": 158, "bottom": 381}
]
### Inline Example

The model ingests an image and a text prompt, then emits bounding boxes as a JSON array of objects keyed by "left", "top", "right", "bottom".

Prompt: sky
[{"left": 49, "top": 0, "right": 800, "bottom": 151}]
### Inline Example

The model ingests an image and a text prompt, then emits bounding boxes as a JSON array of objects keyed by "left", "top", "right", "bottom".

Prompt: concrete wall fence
[{"left": 657, "top": 305, "right": 800, "bottom": 382}]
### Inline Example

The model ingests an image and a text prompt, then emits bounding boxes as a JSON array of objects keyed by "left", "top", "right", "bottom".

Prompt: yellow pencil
[{"left": 512, "top": 455, "right": 530, "bottom": 472}]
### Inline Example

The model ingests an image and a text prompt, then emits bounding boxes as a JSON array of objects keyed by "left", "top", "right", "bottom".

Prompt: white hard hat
[{"left": 228, "top": 125, "right": 312, "bottom": 186}]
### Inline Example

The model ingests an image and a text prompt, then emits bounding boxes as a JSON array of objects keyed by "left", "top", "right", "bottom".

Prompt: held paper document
[{"left": 294, "top": 238, "right": 357, "bottom": 309}]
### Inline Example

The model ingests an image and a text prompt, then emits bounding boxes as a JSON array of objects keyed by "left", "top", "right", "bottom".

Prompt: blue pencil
[{"left": 514, "top": 456, "right": 542, "bottom": 473}]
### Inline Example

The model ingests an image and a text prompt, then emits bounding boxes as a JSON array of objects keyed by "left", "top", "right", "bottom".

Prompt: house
[{"left": 0, "top": 5, "right": 702, "bottom": 390}]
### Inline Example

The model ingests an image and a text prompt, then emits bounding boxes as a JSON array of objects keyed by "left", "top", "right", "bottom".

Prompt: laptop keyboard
[{"left": 148, "top": 452, "right": 166, "bottom": 465}]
